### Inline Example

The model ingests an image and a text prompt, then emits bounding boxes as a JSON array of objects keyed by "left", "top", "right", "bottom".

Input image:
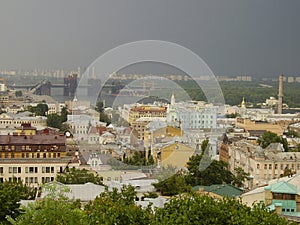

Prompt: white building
[
  {"left": 166, "top": 96, "right": 218, "bottom": 129},
  {"left": 0, "top": 112, "right": 47, "bottom": 129},
  {"left": 67, "top": 114, "right": 99, "bottom": 141}
]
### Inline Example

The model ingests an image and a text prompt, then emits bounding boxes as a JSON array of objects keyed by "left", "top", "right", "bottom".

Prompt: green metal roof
[
  {"left": 192, "top": 184, "right": 243, "bottom": 198},
  {"left": 265, "top": 181, "right": 298, "bottom": 195}
]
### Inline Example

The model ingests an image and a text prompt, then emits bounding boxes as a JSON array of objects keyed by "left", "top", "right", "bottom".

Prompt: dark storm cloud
[{"left": 0, "top": 0, "right": 300, "bottom": 77}]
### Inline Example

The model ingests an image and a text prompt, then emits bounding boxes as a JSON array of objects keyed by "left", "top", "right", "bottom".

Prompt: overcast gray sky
[{"left": 0, "top": 0, "right": 300, "bottom": 77}]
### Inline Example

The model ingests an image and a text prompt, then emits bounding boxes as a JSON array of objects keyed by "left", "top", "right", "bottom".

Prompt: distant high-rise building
[{"left": 64, "top": 74, "right": 78, "bottom": 98}]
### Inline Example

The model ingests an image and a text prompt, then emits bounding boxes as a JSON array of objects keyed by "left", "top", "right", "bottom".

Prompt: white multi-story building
[
  {"left": 67, "top": 114, "right": 100, "bottom": 141},
  {"left": 167, "top": 94, "right": 218, "bottom": 129}
]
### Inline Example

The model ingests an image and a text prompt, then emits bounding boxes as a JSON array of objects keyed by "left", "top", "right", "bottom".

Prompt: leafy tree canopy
[
  {"left": 56, "top": 168, "right": 103, "bottom": 185},
  {"left": 258, "top": 131, "right": 288, "bottom": 151},
  {"left": 28, "top": 103, "right": 48, "bottom": 116},
  {"left": 6, "top": 184, "right": 295, "bottom": 225},
  {"left": 154, "top": 193, "right": 295, "bottom": 225},
  {"left": 185, "top": 154, "right": 234, "bottom": 186},
  {"left": 85, "top": 185, "right": 153, "bottom": 225},
  {"left": 153, "top": 174, "right": 191, "bottom": 196},
  {"left": 0, "top": 179, "right": 36, "bottom": 222},
  {"left": 7, "top": 183, "right": 86, "bottom": 225}
]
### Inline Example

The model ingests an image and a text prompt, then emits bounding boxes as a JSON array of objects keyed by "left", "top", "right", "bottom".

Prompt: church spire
[
  {"left": 241, "top": 97, "right": 246, "bottom": 108},
  {"left": 171, "top": 92, "right": 175, "bottom": 105}
]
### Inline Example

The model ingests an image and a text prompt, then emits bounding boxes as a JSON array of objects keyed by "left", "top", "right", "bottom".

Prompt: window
[
  {"left": 0, "top": 167, "right": 3, "bottom": 174},
  {"left": 264, "top": 164, "right": 267, "bottom": 170},
  {"left": 281, "top": 164, "right": 284, "bottom": 170},
  {"left": 273, "top": 193, "right": 283, "bottom": 199},
  {"left": 269, "top": 164, "right": 272, "bottom": 170},
  {"left": 275, "top": 164, "right": 278, "bottom": 169},
  {"left": 27, "top": 167, "right": 38, "bottom": 173},
  {"left": 9, "top": 167, "right": 20, "bottom": 174},
  {"left": 29, "top": 167, "right": 34, "bottom": 173}
]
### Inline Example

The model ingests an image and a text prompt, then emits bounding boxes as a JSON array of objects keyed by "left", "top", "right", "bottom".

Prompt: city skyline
[{"left": 0, "top": 0, "right": 300, "bottom": 77}]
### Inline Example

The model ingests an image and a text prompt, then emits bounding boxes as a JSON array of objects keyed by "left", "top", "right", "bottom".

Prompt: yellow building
[{"left": 153, "top": 142, "right": 194, "bottom": 168}]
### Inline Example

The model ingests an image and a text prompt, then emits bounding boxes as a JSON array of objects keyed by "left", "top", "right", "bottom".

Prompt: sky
[{"left": 0, "top": 0, "right": 300, "bottom": 77}]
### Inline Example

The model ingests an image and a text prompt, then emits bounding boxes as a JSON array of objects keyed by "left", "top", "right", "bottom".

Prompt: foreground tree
[
  {"left": 56, "top": 168, "right": 103, "bottom": 185},
  {"left": 185, "top": 154, "right": 235, "bottom": 186},
  {"left": 154, "top": 193, "right": 295, "bottom": 225},
  {"left": 7, "top": 183, "right": 87, "bottom": 225},
  {"left": 153, "top": 174, "right": 191, "bottom": 196},
  {"left": 6, "top": 184, "right": 295, "bottom": 225},
  {"left": 85, "top": 185, "right": 153, "bottom": 225},
  {"left": 0, "top": 179, "right": 36, "bottom": 223}
]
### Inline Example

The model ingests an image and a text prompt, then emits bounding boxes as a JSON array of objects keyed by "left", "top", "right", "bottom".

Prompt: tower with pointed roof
[{"left": 241, "top": 97, "right": 246, "bottom": 109}]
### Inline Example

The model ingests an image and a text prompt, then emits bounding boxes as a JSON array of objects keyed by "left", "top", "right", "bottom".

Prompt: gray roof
[{"left": 41, "top": 182, "right": 106, "bottom": 202}]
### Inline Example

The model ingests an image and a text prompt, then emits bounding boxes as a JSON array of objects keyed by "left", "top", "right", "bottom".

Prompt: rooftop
[{"left": 192, "top": 184, "right": 243, "bottom": 198}]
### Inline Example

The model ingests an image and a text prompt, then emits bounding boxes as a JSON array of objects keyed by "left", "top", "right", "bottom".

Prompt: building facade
[{"left": 0, "top": 125, "right": 79, "bottom": 186}]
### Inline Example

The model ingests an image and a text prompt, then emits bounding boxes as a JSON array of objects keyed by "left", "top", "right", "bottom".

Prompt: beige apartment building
[
  {"left": 221, "top": 139, "right": 300, "bottom": 188},
  {"left": 128, "top": 105, "right": 167, "bottom": 125}
]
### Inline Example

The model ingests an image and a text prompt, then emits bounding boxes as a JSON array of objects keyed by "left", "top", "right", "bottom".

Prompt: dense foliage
[
  {"left": 7, "top": 183, "right": 85, "bottom": 225},
  {"left": 153, "top": 174, "right": 191, "bottom": 196},
  {"left": 96, "top": 101, "right": 111, "bottom": 125},
  {"left": 28, "top": 103, "right": 48, "bottom": 116},
  {"left": 123, "top": 151, "right": 155, "bottom": 166},
  {"left": 176, "top": 80, "right": 300, "bottom": 107},
  {"left": 85, "top": 186, "right": 153, "bottom": 225},
  {"left": 258, "top": 131, "right": 288, "bottom": 151},
  {"left": 7, "top": 184, "right": 295, "bottom": 225},
  {"left": 0, "top": 179, "right": 36, "bottom": 223},
  {"left": 154, "top": 193, "right": 294, "bottom": 225},
  {"left": 185, "top": 154, "right": 235, "bottom": 186},
  {"left": 46, "top": 107, "right": 68, "bottom": 129},
  {"left": 153, "top": 153, "right": 250, "bottom": 196},
  {"left": 56, "top": 168, "right": 103, "bottom": 185}
]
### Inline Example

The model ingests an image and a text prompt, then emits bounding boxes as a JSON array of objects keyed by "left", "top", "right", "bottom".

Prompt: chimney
[{"left": 278, "top": 74, "right": 283, "bottom": 114}]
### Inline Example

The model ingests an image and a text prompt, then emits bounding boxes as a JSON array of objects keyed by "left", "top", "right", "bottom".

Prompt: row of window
[
  {"left": 0, "top": 176, "right": 55, "bottom": 184},
  {"left": 0, "top": 120, "right": 42, "bottom": 125},
  {"left": 0, "top": 152, "right": 61, "bottom": 159},
  {"left": 189, "top": 120, "right": 214, "bottom": 124},
  {"left": 0, "top": 145, "right": 61, "bottom": 151},
  {"left": 25, "top": 177, "right": 54, "bottom": 184},
  {"left": 6, "top": 166, "right": 55, "bottom": 174},
  {"left": 257, "top": 163, "right": 300, "bottom": 170}
]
